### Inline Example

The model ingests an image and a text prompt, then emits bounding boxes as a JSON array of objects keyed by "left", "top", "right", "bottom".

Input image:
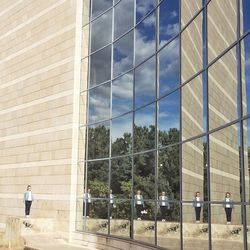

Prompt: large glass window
[
  {"left": 112, "top": 71, "right": 133, "bottom": 117},
  {"left": 159, "top": 38, "right": 180, "bottom": 96},
  {"left": 134, "top": 104, "right": 155, "bottom": 152},
  {"left": 207, "top": 0, "right": 237, "bottom": 63},
  {"left": 90, "top": 46, "right": 111, "bottom": 87},
  {"left": 208, "top": 46, "right": 239, "bottom": 130},
  {"left": 91, "top": 9, "right": 112, "bottom": 52},
  {"left": 113, "top": 31, "right": 134, "bottom": 77},
  {"left": 136, "top": 0, "right": 156, "bottom": 24},
  {"left": 114, "top": 0, "right": 134, "bottom": 39},
  {"left": 91, "top": 0, "right": 113, "bottom": 19},
  {"left": 158, "top": 90, "right": 180, "bottom": 147},
  {"left": 88, "top": 83, "right": 110, "bottom": 124},
  {"left": 241, "top": 0, "right": 250, "bottom": 35},
  {"left": 241, "top": 34, "right": 250, "bottom": 116},
  {"left": 135, "top": 56, "right": 156, "bottom": 108},
  {"left": 159, "top": 0, "right": 179, "bottom": 48},
  {"left": 135, "top": 12, "right": 156, "bottom": 66}
]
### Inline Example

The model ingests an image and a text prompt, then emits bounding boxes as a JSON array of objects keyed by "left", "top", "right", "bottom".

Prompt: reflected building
[{"left": 1, "top": 1, "right": 250, "bottom": 250}]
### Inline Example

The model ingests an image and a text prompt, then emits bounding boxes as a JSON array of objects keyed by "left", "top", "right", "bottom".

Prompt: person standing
[
  {"left": 109, "top": 189, "right": 116, "bottom": 219},
  {"left": 83, "top": 188, "right": 92, "bottom": 218},
  {"left": 223, "top": 192, "right": 234, "bottom": 224},
  {"left": 159, "top": 191, "right": 170, "bottom": 221},
  {"left": 134, "top": 190, "right": 144, "bottom": 220},
  {"left": 192, "top": 191, "right": 203, "bottom": 223},
  {"left": 23, "top": 185, "right": 34, "bottom": 218}
]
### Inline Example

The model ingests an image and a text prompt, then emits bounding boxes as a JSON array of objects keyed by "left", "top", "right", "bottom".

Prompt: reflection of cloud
[
  {"left": 170, "top": 10, "right": 178, "bottom": 19},
  {"left": 245, "top": 57, "right": 250, "bottom": 67},
  {"left": 114, "top": 0, "right": 134, "bottom": 38},
  {"left": 113, "top": 73, "right": 133, "bottom": 98},
  {"left": 136, "top": 0, "right": 155, "bottom": 17},
  {"left": 143, "top": 13, "right": 156, "bottom": 27},
  {"left": 89, "top": 84, "right": 110, "bottom": 123},
  {"left": 92, "top": 0, "right": 113, "bottom": 18},
  {"left": 112, "top": 115, "right": 132, "bottom": 141},
  {"left": 160, "top": 23, "right": 179, "bottom": 36},
  {"left": 91, "top": 11, "right": 112, "bottom": 52},
  {"left": 159, "top": 112, "right": 169, "bottom": 118}
]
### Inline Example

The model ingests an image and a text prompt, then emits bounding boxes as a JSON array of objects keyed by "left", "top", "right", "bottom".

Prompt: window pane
[
  {"left": 183, "top": 203, "right": 208, "bottom": 249},
  {"left": 91, "top": 0, "right": 112, "bottom": 19},
  {"left": 157, "top": 202, "right": 180, "bottom": 249},
  {"left": 111, "top": 114, "right": 132, "bottom": 156},
  {"left": 114, "top": 0, "right": 134, "bottom": 39},
  {"left": 135, "top": 56, "right": 156, "bottom": 108},
  {"left": 113, "top": 31, "right": 134, "bottom": 77},
  {"left": 159, "top": 0, "right": 179, "bottom": 48},
  {"left": 182, "top": 137, "right": 208, "bottom": 201},
  {"left": 181, "top": 12, "right": 203, "bottom": 83},
  {"left": 159, "top": 38, "right": 179, "bottom": 96},
  {"left": 112, "top": 72, "right": 133, "bottom": 117},
  {"left": 181, "top": 75, "right": 205, "bottom": 140},
  {"left": 208, "top": 47, "right": 239, "bottom": 130},
  {"left": 211, "top": 203, "right": 243, "bottom": 249},
  {"left": 134, "top": 104, "right": 155, "bottom": 152},
  {"left": 88, "top": 83, "right": 110, "bottom": 124},
  {"left": 243, "top": 119, "right": 250, "bottom": 205},
  {"left": 158, "top": 146, "right": 180, "bottom": 201},
  {"left": 241, "top": 0, "right": 250, "bottom": 35},
  {"left": 135, "top": 12, "right": 156, "bottom": 65},
  {"left": 207, "top": 0, "right": 237, "bottom": 63},
  {"left": 209, "top": 124, "right": 241, "bottom": 202},
  {"left": 241, "top": 34, "right": 250, "bottom": 116},
  {"left": 134, "top": 152, "right": 155, "bottom": 200},
  {"left": 85, "top": 160, "right": 109, "bottom": 233},
  {"left": 91, "top": 9, "right": 112, "bottom": 52},
  {"left": 88, "top": 122, "right": 110, "bottom": 159},
  {"left": 136, "top": 0, "right": 156, "bottom": 24},
  {"left": 158, "top": 90, "right": 180, "bottom": 147},
  {"left": 90, "top": 46, "right": 111, "bottom": 87},
  {"left": 181, "top": 0, "right": 203, "bottom": 28}
]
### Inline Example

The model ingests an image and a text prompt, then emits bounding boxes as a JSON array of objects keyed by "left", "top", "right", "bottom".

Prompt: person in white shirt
[
  {"left": 223, "top": 192, "right": 234, "bottom": 224},
  {"left": 109, "top": 189, "right": 116, "bottom": 219},
  {"left": 159, "top": 192, "right": 170, "bottom": 221},
  {"left": 23, "top": 185, "right": 34, "bottom": 218},
  {"left": 134, "top": 190, "right": 144, "bottom": 220},
  {"left": 192, "top": 191, "right": 203, "bottom": 223},
  {"left": 83, "top": 188, "right": 92, "bottom": 218}
]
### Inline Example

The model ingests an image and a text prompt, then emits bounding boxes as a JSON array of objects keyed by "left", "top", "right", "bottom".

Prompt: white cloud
[
  {"left": 169, "top": 10, "right": 178, "bottom": 19},
  {"left": 160, "top": 23, "right": 179, "bottom": 36},
  {"left": 136, "top": 0, "right": 155, "bottom": 17}
]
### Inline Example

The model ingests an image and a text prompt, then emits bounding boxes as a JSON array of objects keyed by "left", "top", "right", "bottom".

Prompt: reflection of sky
[
  {"left": 112, "top": 72, "right": 133, "bottom": 117},
  {"left": 113, "top": 31, "right": 134, "bottom": 77},
  {"left": 111, "top": 113, "right": 133, "bottom": 141},
  {"left": 159, "top": 38, "right": 179, "bottom": 95},
  {"left": 89, "top": 83, "right": 110, "bottom": 123},
  {"left": 242, "top": 35, "right": 250, "bottom": 115},
  {"left": 159, "top": 0, "right": 179, "bottom": 45},
  {"left": 135, "top": 104, "right": 155, "bottom": 128},
  {"left": 136, "top": 0, "right": 156, "bottom": 23},
  {"left": 135, "top": 56, "right": 156, "bottom": 108},
  {"left": 159, "top": 90, "right": 180, "bottom": 132},
  {"left": 91, "top": 0, "right": 113, "bottom": 19},
  {"left": 242, "top": 0, "right": 250, "bottom": 34}
]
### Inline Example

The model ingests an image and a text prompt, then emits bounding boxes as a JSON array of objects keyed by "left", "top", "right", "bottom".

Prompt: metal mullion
[
  {"left": 154, "top": 0, "right": 160, "bottom": 246},
  {"left": 237, "top": 0, "right": 248, "bottom": 249},
  {"left": 131, "top": 0, "right": 136, "bottom": 240},
  {"left": 203, "top": 1, "right": 212, "bottom": 249},
  {"left": 179, "top": 0, "right": 183, "bottom": 249}
]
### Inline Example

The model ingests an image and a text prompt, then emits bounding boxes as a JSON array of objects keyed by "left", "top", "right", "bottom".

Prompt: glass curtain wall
[{"left": 77, "top": 0, "right": 250, "bottom": 249}]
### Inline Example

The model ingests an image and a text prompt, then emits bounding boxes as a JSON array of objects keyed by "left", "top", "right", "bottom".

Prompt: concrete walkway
[{"left": 24, "top": 234, "right": 100, "bottom": 250}]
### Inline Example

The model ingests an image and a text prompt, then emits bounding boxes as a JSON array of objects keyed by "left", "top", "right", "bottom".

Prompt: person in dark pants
[
  {"left": 223, "top": 192, "right": 234, "bottom": 224},
  {"left": 134, "top": 190, "right": 144, "bottom": 220},
  {"left": 109, "top": 189, "right": 116, "bottom": 219},
  {"left": 23, "top": 185, "right": 34, "bottom": 218},
  {"left": 159, "top": 191, "right": 170, "bottom": 221},
  {"left": 83, "top": 188, "right": 91, "bottom": 218},
  {"left": 192, "top": 191, "right": 203, "bottom": 223}
]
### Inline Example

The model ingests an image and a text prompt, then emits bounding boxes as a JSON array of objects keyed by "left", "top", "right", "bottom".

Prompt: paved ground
[{"left": 24, "top": 234, "right": 100, "bottom": 250}]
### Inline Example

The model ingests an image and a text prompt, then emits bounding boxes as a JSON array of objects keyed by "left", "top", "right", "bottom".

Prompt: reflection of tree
[
  {"left": 87, "top": 125, "right": 180, "bottom": 220},
  {"left": 88, "top": 125, "right": 110, "bottom": 159}
]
